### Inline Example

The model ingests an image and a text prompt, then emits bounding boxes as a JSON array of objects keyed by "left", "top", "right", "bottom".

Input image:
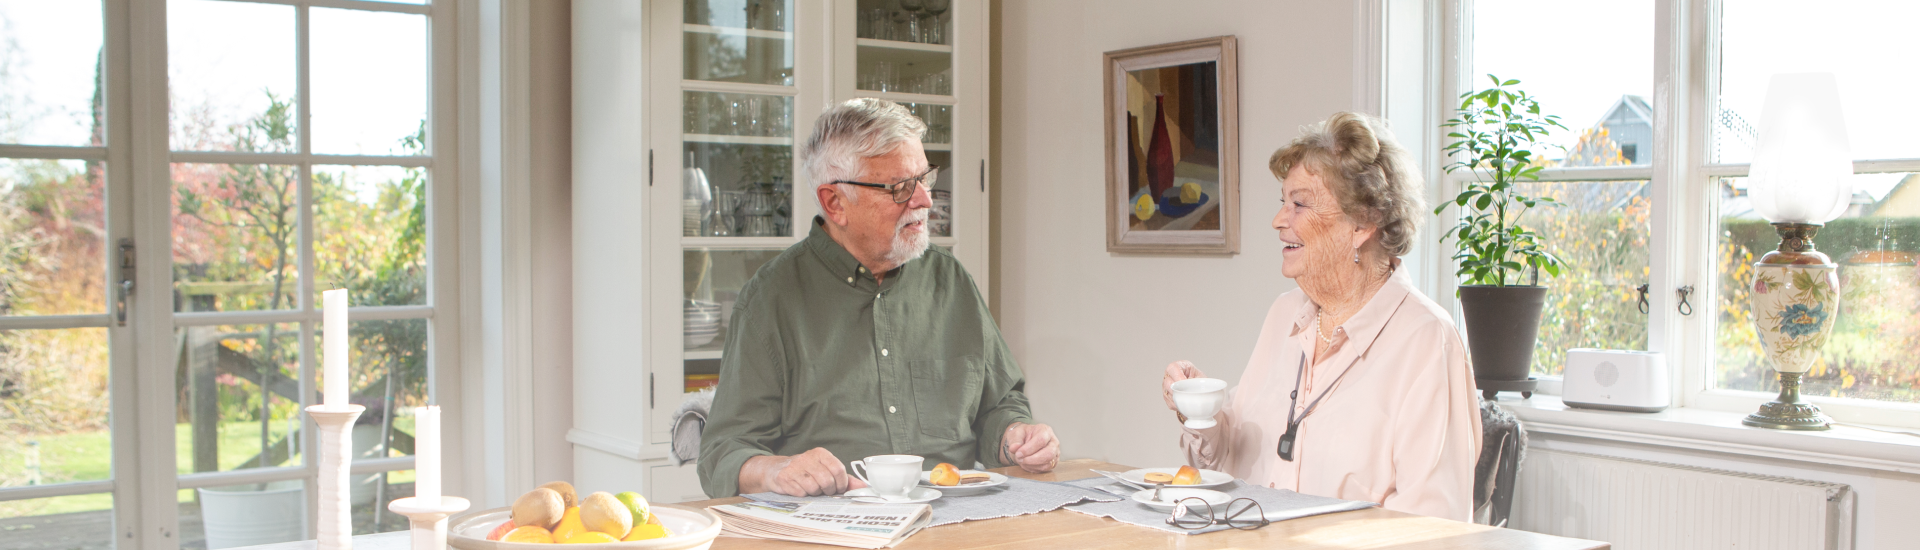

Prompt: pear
[{"left": 580, "top": 491, "right": 634, "bottom": 536}]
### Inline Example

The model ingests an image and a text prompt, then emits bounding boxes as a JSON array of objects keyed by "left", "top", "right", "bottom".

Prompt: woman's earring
[{"left": 1353, "top": 247, "right": 1360, "bottom": 264}]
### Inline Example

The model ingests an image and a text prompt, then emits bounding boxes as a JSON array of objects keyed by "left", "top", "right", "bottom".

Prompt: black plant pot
[{"left": 1458, "top": 285, "right": 1547, "bottom": 399}]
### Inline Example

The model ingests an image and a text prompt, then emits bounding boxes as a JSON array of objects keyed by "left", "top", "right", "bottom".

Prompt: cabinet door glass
[
  {"left": 896, "top": 103, "right": 952, "bottom": 237},
  {"left": 684, "top": 0, "right": 794, "bottom": 85},
  {"left": 855, "top": 0, "right": 951, "bottom": 94},
  {"left": 683, "top": 249, "right": 784, "bottom": 352}
]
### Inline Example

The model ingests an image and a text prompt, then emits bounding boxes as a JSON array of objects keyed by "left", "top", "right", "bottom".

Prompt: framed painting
[{"left": 1104, "top": 36, "right": 1239, "bottom": 254}]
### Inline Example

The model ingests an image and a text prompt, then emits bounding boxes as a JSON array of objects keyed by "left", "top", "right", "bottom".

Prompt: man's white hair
[{"left": 801, "top": 98, "right": 927, "bottom": 211}]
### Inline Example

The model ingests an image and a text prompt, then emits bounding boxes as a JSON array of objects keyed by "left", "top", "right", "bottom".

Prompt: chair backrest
[{"left": 1473, "top": 399, "right": 1527, "bottom": 527}]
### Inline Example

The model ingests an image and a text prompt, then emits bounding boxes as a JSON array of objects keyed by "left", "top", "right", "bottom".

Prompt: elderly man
[{"left": 697, "top": 99, "right": 1061, "bottom": 498}]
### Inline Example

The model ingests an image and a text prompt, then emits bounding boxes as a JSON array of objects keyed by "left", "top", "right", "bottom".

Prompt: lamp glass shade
[{"left": 1747, "top": 73, "right": 1853, "bottom": 224}]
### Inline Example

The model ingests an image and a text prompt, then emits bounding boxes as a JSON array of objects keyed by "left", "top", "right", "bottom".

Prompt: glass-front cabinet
[{"left": 575, "top": 0, "right": 985, "bottom": 503}]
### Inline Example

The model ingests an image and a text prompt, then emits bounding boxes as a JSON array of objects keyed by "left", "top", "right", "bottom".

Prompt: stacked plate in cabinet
[{"left": 685, "top": 299, "right": 722, "bottom": 348}]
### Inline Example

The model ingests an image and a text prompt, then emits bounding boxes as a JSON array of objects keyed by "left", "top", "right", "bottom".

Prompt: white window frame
[
  {"left": 1440, "top": 0, "right": 1920, "bottom": 429},
  {"left": 0, "top": 1, "right": 462, "bottom": 548}
]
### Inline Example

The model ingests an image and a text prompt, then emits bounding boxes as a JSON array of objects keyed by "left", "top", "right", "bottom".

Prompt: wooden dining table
[{"left": 681, "top": 458, "right": 1607, "bottom": 550}]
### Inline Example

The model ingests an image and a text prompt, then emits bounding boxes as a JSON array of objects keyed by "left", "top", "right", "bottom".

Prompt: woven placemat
[
  {"left": 741, "top": 476, "right": 1123, "bottom": 527},
  {"left": 1060, "top": 476, "right": 1376, "bottom": 535}
]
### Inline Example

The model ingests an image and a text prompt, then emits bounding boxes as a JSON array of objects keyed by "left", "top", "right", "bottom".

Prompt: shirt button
[
  {"left": 876, "top": 293, "right": 882, "bottom": 299},
  {"left": 846, "top": 277, "right": 854, "bottom": 284},
  {"left": 859, "top": 266, "right": 866, "bottom": 273},
  {"left": 881, "top": 348, "right": 890, "bottom": 357},
  {"left": 888, "top": 405, "right": 897, "bottom": 414}
]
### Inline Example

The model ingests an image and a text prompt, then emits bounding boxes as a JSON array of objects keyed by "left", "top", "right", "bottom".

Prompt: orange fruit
[
  {"left": 502, "top": 525, "right": 554, "bottom": 544},
  {"left": 622, "top": 524, "right": 671, "bottom": 541},
  {"left": 560, "top": 531, "right": 619, "bottom": 544}
]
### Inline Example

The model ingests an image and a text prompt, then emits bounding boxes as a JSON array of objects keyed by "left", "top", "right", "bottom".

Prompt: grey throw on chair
[
  {"left": 1473, "top": 399, "right": 1527, "bottom": 527},
  {"left": 670, "top": 388, "right": 717, "bottom": 466}
]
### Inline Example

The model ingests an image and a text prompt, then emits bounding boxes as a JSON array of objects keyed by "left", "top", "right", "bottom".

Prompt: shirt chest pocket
[{"left": 908, "top": 356, "right": 983, "bottom": 441}]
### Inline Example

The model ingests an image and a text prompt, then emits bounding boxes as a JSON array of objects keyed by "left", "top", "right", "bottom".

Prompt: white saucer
[
  {"left": 920, "top": 470, "right": 1008, "bottom": 496},
  {"left": 1132, "top": 487, "right": 1231, "bottom": 512},
  {"left": 1120, "top": 467, "right": 1236, "bottom": 489},
  {"left": 844, "top": 486, "right": 942, "bottom": 504}
]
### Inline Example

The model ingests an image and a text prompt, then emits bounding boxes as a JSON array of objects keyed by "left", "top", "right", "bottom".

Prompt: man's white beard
[{"left": 883, "top": 210, "right": 931, "bottom": 266}]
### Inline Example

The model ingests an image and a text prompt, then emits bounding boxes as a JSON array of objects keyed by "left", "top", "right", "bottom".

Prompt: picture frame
[{"left": 1104, "top": 36, "right": 1239, "bottom": 254}]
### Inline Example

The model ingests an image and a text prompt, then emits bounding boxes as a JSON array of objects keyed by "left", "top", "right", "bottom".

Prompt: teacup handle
[{"left": 849, "top": 460, "right": 871, "bottom": 485}]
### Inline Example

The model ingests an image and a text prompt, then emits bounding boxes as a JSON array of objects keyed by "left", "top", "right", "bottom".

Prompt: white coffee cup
[
  {"left": 849, "top": 455, "right": 924, "bottom": 501},
  {"left": 1171, "top": 378, "right": 1229, "bottom": 429}
]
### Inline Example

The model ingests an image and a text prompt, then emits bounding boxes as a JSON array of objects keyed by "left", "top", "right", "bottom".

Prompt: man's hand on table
[
  {"left": 1001, "top": 422, "right": 1060, "bottom": 473},
  {"left": 740, "top": 448, "right": 870, "bottom": 497}
]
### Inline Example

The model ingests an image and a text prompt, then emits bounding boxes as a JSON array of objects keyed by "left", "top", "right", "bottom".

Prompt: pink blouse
[{"left": 1181, "top": 270, "right": 1482, "bottom": 521}]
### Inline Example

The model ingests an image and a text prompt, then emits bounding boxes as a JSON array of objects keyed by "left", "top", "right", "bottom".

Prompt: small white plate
[
  {"left": 920, "top": 470, "right": 1007, "bottom": 496},
  {"left": 844, "top": 486, "right": 942, "bottom": 504},
  {"left": 1131, "top": 487, "right": 1231, "bottom": 512},
  {"left": 1121, "top": 467, "right": 1235, "bottom": 489}
]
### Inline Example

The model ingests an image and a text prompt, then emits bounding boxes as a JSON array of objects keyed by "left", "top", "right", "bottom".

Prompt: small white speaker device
[{"left": 1563, "top": 348, "right": 1669, "bottom": 412}]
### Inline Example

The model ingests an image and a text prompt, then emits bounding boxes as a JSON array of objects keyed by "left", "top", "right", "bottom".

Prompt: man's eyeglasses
[
  {"left": 831, "top": 165, "right": 940, "bottom": 204},
  {"left": 1165, "top": 497, "right": 1269, "bottom": 531}
]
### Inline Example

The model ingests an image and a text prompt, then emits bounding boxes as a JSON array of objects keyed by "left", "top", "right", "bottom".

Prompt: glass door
[
  {"left": 677, "top": 0, "right": 800, "bottom": 399},
  {"left": 853, "top": 0, "right": 956, "bottom": 239},
  {"left": 0, "top": 1, "right": 125, "bottom": 548}
]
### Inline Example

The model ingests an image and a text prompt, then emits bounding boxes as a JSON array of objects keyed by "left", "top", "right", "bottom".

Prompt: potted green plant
[{"left": 1438, "top": 75, "right": 1569, "bottom": 399}]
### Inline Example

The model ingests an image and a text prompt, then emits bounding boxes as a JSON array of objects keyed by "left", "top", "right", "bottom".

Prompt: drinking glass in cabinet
[{"left": 683, "top": 0, "right": 794, "bottom": 85}]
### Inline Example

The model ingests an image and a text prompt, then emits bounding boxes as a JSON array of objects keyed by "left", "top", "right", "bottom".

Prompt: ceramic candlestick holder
[
  {"left": 389, "top": 496, "right": 471, "bottom": 550},
  {"left": 308, "top": 404, "right": 365, "bottom": 550}
]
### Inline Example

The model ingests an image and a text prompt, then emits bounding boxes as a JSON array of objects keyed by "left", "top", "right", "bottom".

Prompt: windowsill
[{"left": 1497, "top": 395, "right": 1920, "bottom": 475}]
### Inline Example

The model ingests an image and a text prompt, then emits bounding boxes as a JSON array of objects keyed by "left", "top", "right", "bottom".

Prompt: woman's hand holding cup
[{"left": 1162, "top": 360, "right": 1204, "bottom": 411}]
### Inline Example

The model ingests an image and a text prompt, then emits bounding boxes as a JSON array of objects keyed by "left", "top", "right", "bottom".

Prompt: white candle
[
  {"left": 415, "top": 406, "right": 440, "bottom": 501},
  {"left": 323, "top": 289, "right": 348, "bottom": 407}
]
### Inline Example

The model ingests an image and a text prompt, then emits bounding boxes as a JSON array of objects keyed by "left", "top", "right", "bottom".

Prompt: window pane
[
  {"left": 172, "top": 163, "right": 302, "bottom": 312},
  {"left": 1474, "top": 0, "right": 1653, "bottom": 162},
  {"left": 172, "top": 323, "right": 303, "bottom": 475},
  {"left": 168, "top": 0, "right": 296, "bottom": 152},
  {"left": 0, "top": 494, "right": 117, "bottom": 550},
  {"left": 1517, "top": 181, "right": 1653, "bottom": 376},
  {"left": 316, "top": 319, "right": 428, "bottom": 459},
  {"left": 1716, "top": 173, "right": 1920, "bottom": 402},
  {"left": 0, "top": 0, "right": 105, "bottom": 147},
  {"left": 180, "top": 480, "right": 305, "bottom": 549},
  {"left": 313, "top": 165, "right": 426, "bottom": 306},
  {"left": 352, "top": 469, "right": 413, "bottom": 536},
  {"left": 311, "top": 8, "right": 426, "bottom": 156},
  {"left": 1, "top": 158, "right": 105, "bottom": 316},
  {"left": 1, "top": 328, "right": 111, "bottom": 485},
  {"left": 1717, "top": 1, "right": 1920, "bottom": 163}
]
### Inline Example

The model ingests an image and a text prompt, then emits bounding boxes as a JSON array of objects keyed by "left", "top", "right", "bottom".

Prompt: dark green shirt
[{"left": 697, "top": 218, "right": 1034, "bottom": 497}]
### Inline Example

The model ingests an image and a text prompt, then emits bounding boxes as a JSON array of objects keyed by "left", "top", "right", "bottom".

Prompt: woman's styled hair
[
  {"left": 800, "top": 98, "right": 927, "bottom": 209},
  {"left": 1269, "top": 112, "right": 1426, "bottom": 257}
]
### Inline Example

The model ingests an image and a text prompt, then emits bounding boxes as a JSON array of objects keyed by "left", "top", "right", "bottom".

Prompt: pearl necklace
[{"left": 1315, "top": 313, "right": 1336, "bottom": 344}]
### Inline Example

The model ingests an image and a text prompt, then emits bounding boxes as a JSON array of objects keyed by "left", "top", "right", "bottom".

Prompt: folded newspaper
[{"left": 709, "top": 500, "right": 933, "bottom": 549}]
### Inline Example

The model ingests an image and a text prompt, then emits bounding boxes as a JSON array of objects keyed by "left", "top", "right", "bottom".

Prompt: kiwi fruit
[
  {"left": 538, "top": 481, "right": 578, "bottom": 508},
  {"left": 511, "top": 487, "right": 565, "bottom": 529}
]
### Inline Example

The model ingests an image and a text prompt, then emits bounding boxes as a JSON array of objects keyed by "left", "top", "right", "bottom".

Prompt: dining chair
[{"left": 1473, "top": 398, "right": 1527, "bottom": 527}]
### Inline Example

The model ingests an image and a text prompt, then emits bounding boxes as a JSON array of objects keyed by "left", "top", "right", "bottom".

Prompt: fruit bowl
[{"left": 447, "top": 505, "right": 723, "bottom": 550}]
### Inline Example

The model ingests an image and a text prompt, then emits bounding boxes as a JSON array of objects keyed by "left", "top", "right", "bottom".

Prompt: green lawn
[{"left": 3, "top": 420, "right": 415, "bottom": 517}]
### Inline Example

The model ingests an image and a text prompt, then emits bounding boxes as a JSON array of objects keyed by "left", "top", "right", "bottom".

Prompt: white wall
[
  {"left": 530, "top": 0, "right": 576, "bottom": 488},
  {"left": 994, "top": 0, "right": 1363, "bottom": 468}
]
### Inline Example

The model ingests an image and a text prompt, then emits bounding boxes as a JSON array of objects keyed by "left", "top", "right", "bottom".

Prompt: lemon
[
  {"left": 1133, "top": 193, "right": 1156, "bottom": 221},
  {"left": 1180, "top": 181, "right": 1202, "bottom": 204},
  {"left": 623, "top": 524, "right": 671, "bottom": 541}
]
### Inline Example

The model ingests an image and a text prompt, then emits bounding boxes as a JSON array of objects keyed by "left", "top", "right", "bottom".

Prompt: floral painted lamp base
[{"left": 1742, "top": 223, "right": 1837, "bottom": 431}]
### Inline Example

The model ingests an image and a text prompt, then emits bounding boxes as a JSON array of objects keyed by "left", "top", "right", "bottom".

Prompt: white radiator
[{"left": 1511, "top": 449, "right": 1855, "bottom": 550}]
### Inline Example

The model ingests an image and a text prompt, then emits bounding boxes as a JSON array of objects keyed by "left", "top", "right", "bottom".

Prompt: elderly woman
[{"left": 1161, "top": 112, "right": 1481, "bottom": 521}]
